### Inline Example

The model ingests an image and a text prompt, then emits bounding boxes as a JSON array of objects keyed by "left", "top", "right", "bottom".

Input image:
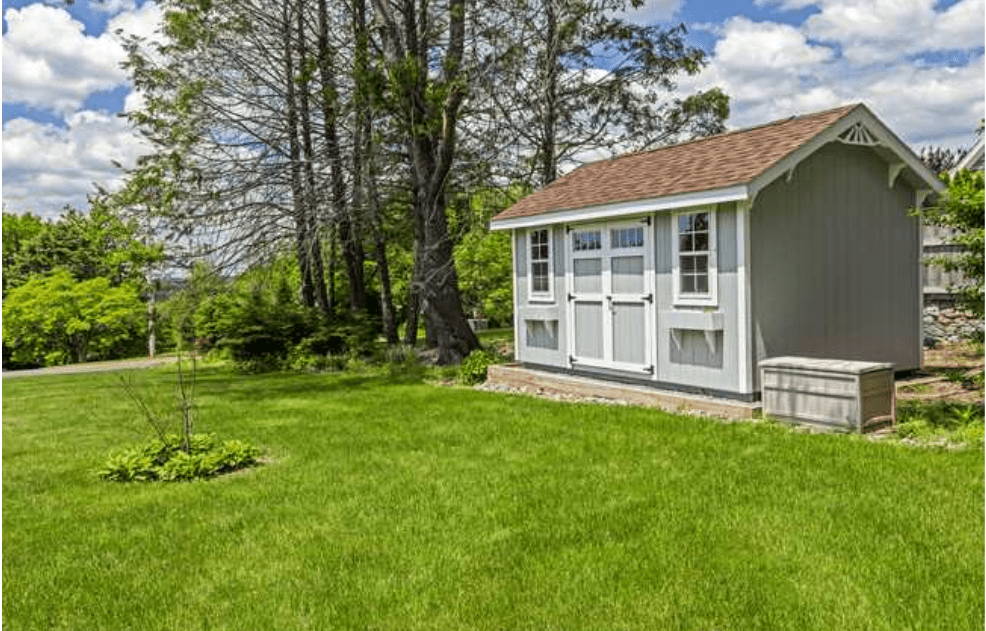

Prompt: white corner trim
[
  {"left": 489, "top": 185, "right": 749, "bottom": 231},
  {"left": 511, "top": 229, "right": 519, "bottom": 358},
  {"left": 735, "top": 200, "right": 754, "bottom": 394}
]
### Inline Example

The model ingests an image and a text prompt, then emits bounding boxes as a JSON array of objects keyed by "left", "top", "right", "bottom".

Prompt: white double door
[{"left": 566, "top": 219, "right": 655, "bottom": 374}]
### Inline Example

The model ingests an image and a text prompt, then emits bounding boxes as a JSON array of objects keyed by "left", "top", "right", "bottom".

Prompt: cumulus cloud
[
  {"left": 755, "top": 0, "right": 985, "bottom": 64},
  {"left": 1, "top": 2, "right": 162, "bottom": 115},
  {"left": 2, "top": 5, "right": 128, "bottom": 114},
  {"left": 2, "top": 111, "right": 152, "bottom": 218},
  {"left": 680, "top": 10, "right": 984, "bottom": 151}
]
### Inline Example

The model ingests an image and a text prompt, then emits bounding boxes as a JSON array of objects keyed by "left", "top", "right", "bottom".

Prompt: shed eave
[
  {"left": 489, "top": 184, "right": 750, "bottom": 230},
  {"left": 748, "top": 104, "right": 946, "bottom": 200}
]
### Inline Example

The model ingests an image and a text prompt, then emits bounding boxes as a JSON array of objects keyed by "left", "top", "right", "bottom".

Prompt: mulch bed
[{"left": 896, "top": 342, "right": 984, "bottom": 405}]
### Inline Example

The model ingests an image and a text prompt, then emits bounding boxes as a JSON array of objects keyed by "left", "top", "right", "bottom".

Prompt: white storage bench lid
[{"left": 759, "top": 356, "right": 895, "bottom": 375}]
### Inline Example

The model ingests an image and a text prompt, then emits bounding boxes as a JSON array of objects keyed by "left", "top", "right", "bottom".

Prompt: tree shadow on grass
[{"left": 195, "top": 367, "right": 436, "bottom": 402}]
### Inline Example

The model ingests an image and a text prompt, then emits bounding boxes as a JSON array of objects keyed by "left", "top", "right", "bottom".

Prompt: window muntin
[
  {"left": 677, "top": 212, "right": 710, "bottom": 296},
  {"left": 672, "top": 209, "right": 717, "bottom": 306},
  {"left": 610, "top": 226, "right": 644, "bottom": 249},
  {"left": 529, "top": 228, "right": 553, "bottom": 300},
  {"left": 572, "top": 230, "right": 602, "bottom": 252}
]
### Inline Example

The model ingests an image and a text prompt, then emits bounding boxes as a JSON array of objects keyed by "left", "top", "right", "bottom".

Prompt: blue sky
[{"left": 2, "top": 0, "right": 984, "bottom": 217}]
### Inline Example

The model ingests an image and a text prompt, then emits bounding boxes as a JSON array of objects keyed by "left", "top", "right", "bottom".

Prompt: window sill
[
  {"left": 672, "top": 297, "right": 718, "bottom": 309},
  {"left": 663, "top": 309, "right": 724, "bottom": 331}
]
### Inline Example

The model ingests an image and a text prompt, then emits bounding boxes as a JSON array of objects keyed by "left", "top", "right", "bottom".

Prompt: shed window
[
  {"left": 672, "top": 208, "right": 717, "bottom": 306},
  {"left": 611, "top": 226, "right": 644, "bottom": 249},
  {"left": 572, "top": 230, "right": 602, "bottom": 251},
  {"left": 529, "top": 228, "right": 553, "bottom": 301}
]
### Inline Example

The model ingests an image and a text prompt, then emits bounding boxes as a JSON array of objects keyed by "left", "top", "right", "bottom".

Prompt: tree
[
  {"left": 2, "top": 204, "right": 160, "bottom": 293},
  {"left": 1, "top": 211, "right": 45, "bottom": 295},
  {"left": 921, "top": 169, "right": 985, "bottom": 322},
  {"left": 920, "top": 146, "right": 959, "bottom": 175},
  {"left": 371, "top": 0, "right": 482, "bottom": 363},
  {"left": 2, "top": 269, "right": 145, "bottom": 366},
  {"left": 485, "top": 0, "right": 729, "bottom": 186}
]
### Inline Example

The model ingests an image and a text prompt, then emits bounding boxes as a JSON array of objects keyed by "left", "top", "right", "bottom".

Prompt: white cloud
[
  {"left": 106, "top": 1, "right": 164, "bottom": 44},
  {"left": 681, "top": 15, "right": 984, "bottom": 150},
  {"left": 755, "top": 0, "right": 985, "bottom": 63},
  {"left": 1, "top": 2, "right": 162, "bottom": 115},
  {"left": 92, "top": 0, "right": 138, "bottom": 15},
  {"left": 619, "top": 0, "right": 684, "bottom": 25},
  {"left": 2, "top": 110, "right": 152, "bottom": 218},
  {"left": 2, "top": 5, "right": 128, "bottom": 114},
  {"left": 710, "top": 17, "right": 834, "bottom": 72}
]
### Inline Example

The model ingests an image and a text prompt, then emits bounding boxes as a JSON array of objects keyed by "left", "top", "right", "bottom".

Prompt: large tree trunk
[
  {"left": 538, "top": 0, "right": 560, "bottom": 187},
  {"left": 372, "top": 0, "right": 479, "bottom": 363}
]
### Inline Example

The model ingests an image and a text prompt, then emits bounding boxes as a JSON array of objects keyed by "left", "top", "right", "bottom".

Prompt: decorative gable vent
[{"left": 838, "top": 122, "right": 878, "bottom": 146}]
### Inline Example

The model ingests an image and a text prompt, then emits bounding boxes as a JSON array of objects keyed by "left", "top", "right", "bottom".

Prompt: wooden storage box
[{"left": 760, "top": 357, "right": 895, "bottom": 432}]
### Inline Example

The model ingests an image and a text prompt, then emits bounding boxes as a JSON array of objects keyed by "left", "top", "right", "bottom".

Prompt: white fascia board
[
  {"left": 953, "top": 135, "right": 985, "bottom": 173},
  {"left": 749, "top": 105, "right": 946, "bottom": 199},
  {"left": 489, "top": 184, "right": 749, "bottom": 231}
]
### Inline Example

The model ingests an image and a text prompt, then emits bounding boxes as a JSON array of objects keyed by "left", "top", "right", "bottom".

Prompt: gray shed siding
[
  {"left": 654, "top": 205, "right": 742, "bottom": 393},
  {"left": 513, "top": 205, "right": 746, "bottom": 397},
  {"left": 750, "top": 142, "right": 922, "bottom": 387},
  {"left": 514, "top": 228, "right": 568, "bottom": 366}
]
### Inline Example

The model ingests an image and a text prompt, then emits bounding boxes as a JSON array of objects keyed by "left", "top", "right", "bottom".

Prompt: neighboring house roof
[
  {"left": 491, "top": 103, "right": 944, "bottom": 230},
  {"left": 952, "top": 134, "right": 984, "bottom": 173}
]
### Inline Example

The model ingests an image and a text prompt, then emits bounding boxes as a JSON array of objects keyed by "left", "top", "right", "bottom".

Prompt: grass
[{"left": 3, "top": 364, "right": 984, "bottom": 630}]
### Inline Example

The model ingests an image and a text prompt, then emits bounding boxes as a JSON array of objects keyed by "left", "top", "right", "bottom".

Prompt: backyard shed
[{"left": 489, "top": 103, "right": 945, "bottom": 401}]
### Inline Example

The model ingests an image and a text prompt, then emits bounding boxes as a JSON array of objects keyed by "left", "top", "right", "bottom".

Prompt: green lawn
[{"left": 3, "top": 364, "right": 983, "bottom": 630}]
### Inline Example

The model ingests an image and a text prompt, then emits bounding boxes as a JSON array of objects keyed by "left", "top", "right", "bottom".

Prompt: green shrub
[
  {"left": 98, "top": 434, "right": 262, "bottom": 483},
  {"left": 459, "top": 349, "right": 500, "bottom": 385}
]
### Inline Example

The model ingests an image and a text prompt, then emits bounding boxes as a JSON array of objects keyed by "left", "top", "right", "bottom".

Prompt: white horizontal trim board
[{"left": 489, "top": 185, "right": 749, "bottom": 230}]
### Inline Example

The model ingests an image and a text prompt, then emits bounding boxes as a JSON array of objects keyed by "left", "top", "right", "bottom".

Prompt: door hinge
[
  {"left": 643, "top": 293, "right": 653, "bottom": 303},
  {"left": 644, "top": 364, "right": 654, "bottom": 374},
  {"left": 642, "top": 216, "right": 652, "bottom": 226},
  {"left": 569, "top": 355, "right": 578, "bottom": 365},
  {"left": 567, "top": 293, "right": 575, "bottom": 302}
]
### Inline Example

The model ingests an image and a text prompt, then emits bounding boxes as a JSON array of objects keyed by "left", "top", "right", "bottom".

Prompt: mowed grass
[{"left": 3, "top": 365, "right": 983, "bottom": 630}]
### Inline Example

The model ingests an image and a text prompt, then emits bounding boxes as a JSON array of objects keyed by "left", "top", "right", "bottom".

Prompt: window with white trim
[
  {"left": 528, "top": 228, "right": 553, "bottom": 301},
  {"left": 672, "top": 209, "right": 717, "bottom": 306}
]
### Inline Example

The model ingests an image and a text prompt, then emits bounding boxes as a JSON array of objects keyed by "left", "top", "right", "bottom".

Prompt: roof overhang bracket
[
  {"left": 785, "top": 166, "right": 796, "bottom": 183},
  {"left": 889, "top": 162, "right": 907, "bottom": 189},
  {"left": 915, "top": 189, "right": 934, "bottom": 208}
]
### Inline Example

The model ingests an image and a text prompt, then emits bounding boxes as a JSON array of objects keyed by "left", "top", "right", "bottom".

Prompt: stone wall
[{"left": 923, "top": 300, "right": 984, "bottom": 345}]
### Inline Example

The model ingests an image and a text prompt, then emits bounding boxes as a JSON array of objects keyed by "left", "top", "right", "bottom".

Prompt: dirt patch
[{"left": 897, "top": 342, "right": 984, "bottom": 405}]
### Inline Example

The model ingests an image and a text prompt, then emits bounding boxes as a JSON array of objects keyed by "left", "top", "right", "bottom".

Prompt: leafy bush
[
  {"left": 459, "top": 349, "right": 502, "bottom": 385},
  {"left": 98, "top": 433, "right": 262, "bottom": 482},
  {"left": 2, "top": 269, "right": 145, "bottom": 366}
]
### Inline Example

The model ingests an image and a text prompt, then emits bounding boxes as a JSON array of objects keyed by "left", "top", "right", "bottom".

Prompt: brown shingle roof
[{"left": 492, "top": 103, "right": 860, "bottom": 223}]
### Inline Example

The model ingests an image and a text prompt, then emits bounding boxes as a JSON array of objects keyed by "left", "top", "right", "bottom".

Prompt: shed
[{"left": 489, "top": 103, "right": 945, "bottom": 401}]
